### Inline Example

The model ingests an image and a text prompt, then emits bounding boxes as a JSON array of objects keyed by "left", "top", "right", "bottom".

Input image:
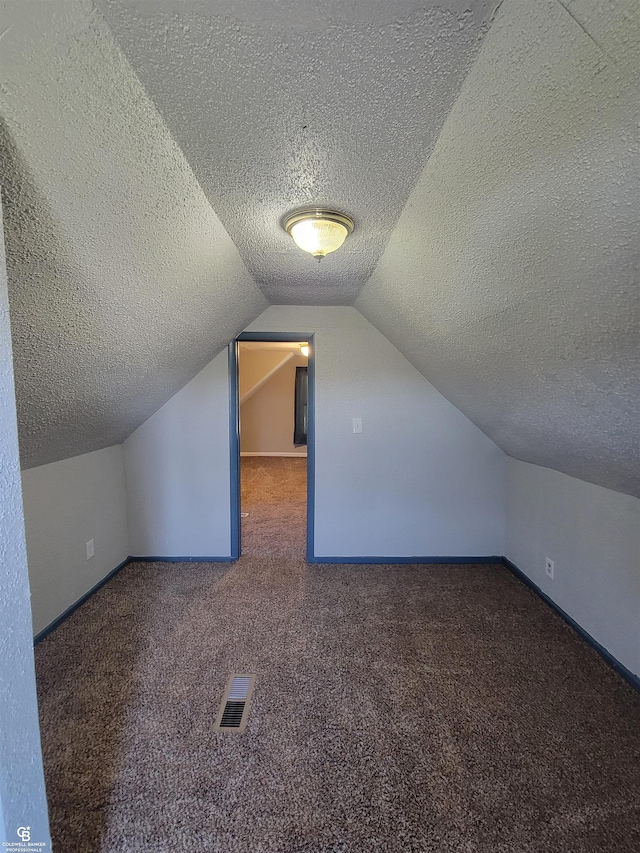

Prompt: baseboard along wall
[
  {"left": 502, "top": 557, "right": 639, "bottom": 694},
  {"left": 33, "top": 556, "right": 132, "bottom": 645},
  {"left": 240, "top": 452, "right": 308, "bottom": 457},
  {"left": 32, "top": 552, "right": 640, "bottom": 694},
  {"left": 309, "top": 556, "right": 503, "bottom": 564},
  {"left": 33, "top": 555, "right": 234, "bottom": 644}
]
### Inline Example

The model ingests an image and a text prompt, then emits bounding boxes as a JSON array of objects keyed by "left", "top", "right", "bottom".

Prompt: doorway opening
[{"left": 230, "top": 333, "right": 314, "bottom": 561}]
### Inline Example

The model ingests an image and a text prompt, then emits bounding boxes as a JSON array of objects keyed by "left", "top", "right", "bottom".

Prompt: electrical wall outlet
[
  {"left": 86, "top": 539, "right": 95, "bottom": 560},
  {"left": 545, "top": 557, "right": 554, "bottom": 579}
]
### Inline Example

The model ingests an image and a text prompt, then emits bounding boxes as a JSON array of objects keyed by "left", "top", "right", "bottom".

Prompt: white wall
[
  {"left": 0, "top": 205, "right": 51, "bottom": 847},
  {"left": 124, "top": 350, "right": 231, "bottom": 557},
  {"left": 248, "top": 307, "right": 506, "bottom": 557},
  {"left": 505, "top": 457, "right": 640, "bottom": 678},
  {"left": 21, "top": 445, "right": 130, "bottom": 635},
  {"left": 124, "top": 306, "right": 506, "bottom": 559}
]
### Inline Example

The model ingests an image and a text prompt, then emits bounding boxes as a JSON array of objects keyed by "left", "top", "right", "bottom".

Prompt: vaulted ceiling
[{"left": 1, "top": 0, "right": 638, "bottom": 497}]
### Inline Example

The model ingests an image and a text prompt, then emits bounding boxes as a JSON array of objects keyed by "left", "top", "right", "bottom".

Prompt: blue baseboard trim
[
  {"left": 33, "top": 555, "right": 235, "bottom": 644},
  {"left": 34, "top": 556, "right": 133, "bottom": 645},
  {"left": 129, "top": 556, "right": 235, "bottom": 563},
  {"left": 308, "top": 555, "right": 503, "bottom": 565},
  {"left": 35, "top": 553, "right": 638, "bottom": 695},
  {"left": 502, "top": 557, "right": 640, "bottom": 694}
]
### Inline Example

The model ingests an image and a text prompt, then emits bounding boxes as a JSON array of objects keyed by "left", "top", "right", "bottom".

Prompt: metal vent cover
[{"left": 214, "top": 674, "right": 256, "bottom": 733}]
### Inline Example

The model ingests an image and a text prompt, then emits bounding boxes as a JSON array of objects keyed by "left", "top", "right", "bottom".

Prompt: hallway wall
[{"left": 241, "top": 351, "right": 308, "bottom": 456}]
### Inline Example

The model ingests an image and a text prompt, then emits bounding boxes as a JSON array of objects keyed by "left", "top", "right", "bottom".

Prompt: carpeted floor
[
  {"left": 241, "top": 456, "right": 307, "bottom": 558},
  {"left": 35, "top": 461, "right": 640, "bottom": 852}
]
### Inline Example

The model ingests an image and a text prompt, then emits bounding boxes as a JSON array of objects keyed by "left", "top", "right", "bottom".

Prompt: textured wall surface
[
  {"left": 98, "top": 0, "right": 494, "bottom": 303},
  {"left": 22, "top": 446, "right": 130, "bottom": 635},
  {"left": 357, "top": 0, "right": 640, "bottom": 497},
  {"left": 0, "top": 207, "right": 51, "bottom": 847},
  {"left": 505, "top": 458, "right": 640, "bottom": 678},
  {"left": 0, "top": 0, "right": 267, "bottom": 468}
]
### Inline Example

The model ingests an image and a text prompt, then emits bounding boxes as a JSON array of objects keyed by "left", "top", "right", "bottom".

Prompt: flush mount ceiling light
[
  {"left": 300, "top": 344, "right": 309, "bottom": 357},
  {"left": 283, "top": 208, "right": 354, "bottom": 260}
]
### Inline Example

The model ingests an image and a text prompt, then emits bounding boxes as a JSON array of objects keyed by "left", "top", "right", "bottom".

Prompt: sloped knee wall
[{"left": 505, "top": 458, "right": 640, "bottom": 678}]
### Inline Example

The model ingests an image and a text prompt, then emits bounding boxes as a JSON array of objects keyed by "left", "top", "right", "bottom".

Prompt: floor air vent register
[{"left": 214, "top": 674, "right": 256, "bottom": 733}]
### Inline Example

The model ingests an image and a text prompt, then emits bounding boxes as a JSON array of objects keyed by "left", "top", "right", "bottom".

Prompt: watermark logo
[{"left": 1, "top": 825, "right": 47, "bottom": 849}]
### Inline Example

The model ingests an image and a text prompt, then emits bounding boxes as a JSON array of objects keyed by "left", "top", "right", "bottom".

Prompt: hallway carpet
[
  {"left": 241, "top": 456, "right": 307, "bottom": 558},
  {"left": 36, "top": 556, "right": 640, "bottom": 852}
]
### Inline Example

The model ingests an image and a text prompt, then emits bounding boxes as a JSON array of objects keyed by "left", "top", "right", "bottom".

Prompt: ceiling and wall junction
[{"left": 0, "top": 0, "right": 638, "bottom": 498}]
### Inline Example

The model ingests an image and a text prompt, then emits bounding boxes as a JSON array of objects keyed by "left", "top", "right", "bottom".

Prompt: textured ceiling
[
  {"left": 0, "top": 0, "right": 267, "bottom": 467},
  {"left": 1, "top": 0, "right": 638, "bottom": 502},
  {"left": 97, "top": 0, "right": 495, "bottom": 304},
  {"left": 356, "top": 0, "right": 640, "bottom": 497}
]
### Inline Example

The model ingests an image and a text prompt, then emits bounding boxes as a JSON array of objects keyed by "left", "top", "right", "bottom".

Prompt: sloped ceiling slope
[
  {"left": 0, "top": 0, "right": 267, "bottom": 468},
  {"left": 357, "top": 0, "right": 640, "bottom": 498},
  {"left": 97, "top": 0, "right": 495, "bottom": 304}
]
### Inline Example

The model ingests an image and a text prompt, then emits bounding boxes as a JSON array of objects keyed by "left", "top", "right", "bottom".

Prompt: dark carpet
[
  {"left": 241, "top": 456, "right": 307, "bottom": 558},
  {"left": 35, "top": 462, "right": 640, "bottom": 852}
]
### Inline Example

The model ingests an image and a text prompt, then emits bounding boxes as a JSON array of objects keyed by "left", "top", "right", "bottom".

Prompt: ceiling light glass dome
[{"left": 284, "top": 209, "right": 354, "bottom": 259}]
